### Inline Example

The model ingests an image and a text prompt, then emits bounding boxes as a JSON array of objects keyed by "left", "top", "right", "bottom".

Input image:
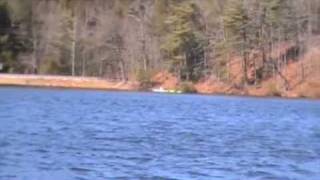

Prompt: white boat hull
[{"left": 152, "top": 87, "right": 182, "bottom": 94}]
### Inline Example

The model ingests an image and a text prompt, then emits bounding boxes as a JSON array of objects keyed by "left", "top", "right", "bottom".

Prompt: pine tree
[
  {"left": 162, "top": 1, "right": 206, "bottom": 81},
  {"left": 0, "top": 1, "right": 28, "bottom": 73},
  {"left": 57, "top": 0, "right": 77, "bottom": 75},
  {"left": 152, "top": 0, "right": 169, "bottom": 36},
  {"left": 223, "top": 0, "right": 251, "bottom": 85}
]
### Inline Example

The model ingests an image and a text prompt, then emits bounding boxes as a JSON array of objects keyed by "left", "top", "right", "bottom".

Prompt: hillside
[
  {"left": 0, "top": 0, "right": 319, "bottom": 98},
  {"left": 152, "top": 38, "right": 320, "bottom": 98}
]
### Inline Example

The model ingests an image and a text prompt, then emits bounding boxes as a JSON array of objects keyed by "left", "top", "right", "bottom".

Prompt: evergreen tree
[
  {"left": 52, "top": 0, "right": 77, "bottom": 75},
  {"left": 0, "top": 1, "right": 28, "bottom": 73},
  {"left": 223, "top": 0, "right": 251, "bottom": 84},
  {"left": 162, "top": 1, "right": 206, "bottom": 81},
  {"left": 152, "top": 0, "right": 169, "bottom": 35}
]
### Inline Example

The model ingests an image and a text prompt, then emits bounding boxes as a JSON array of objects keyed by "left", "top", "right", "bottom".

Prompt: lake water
[{"left": 0, "top": 87, "right": 320, "bottom": 180}]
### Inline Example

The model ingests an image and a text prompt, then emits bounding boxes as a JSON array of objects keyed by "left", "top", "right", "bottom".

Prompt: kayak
[
  {"left": 152, "top": 87, "right": 182, "bottom": 94},
  {"left": 152, "top": 87, "right": 168, "bottom": 93}
]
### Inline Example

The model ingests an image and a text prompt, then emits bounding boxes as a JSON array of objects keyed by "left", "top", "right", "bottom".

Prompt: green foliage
[
  {"left": 39, "top": 56, "right": 61, "bottom": 74},
  {"left": 0, "top": 1, "right": 29, "bottom": 73},
  {"left": 0, "top": 1, "right": 10, "bottom": 30},
  {"left": 136, "top": 69, "right": 153, "bottom": 89},
  {"left": 60, "top": 0, "right": 75, "bottom": 10},
  {"left": 6, "top": 0, "right": 32, "bottom": 24},
  {"left": 262, "top": 0, "right": 297, "bottom": 39},
  {"left": 223, "top": 0, "right": 252, "bottom": 84},
  {"left": 179, "top": 81, "right": 197, "bottom": 93},
  {"left": 223, "top": 0, "right": 249, "bottom": 46},
  {"left": 48, "top": 0, "right": 77, "bottom": 75},
  {"left": 0, "top": 50, "right": 13, "bottom": 72},
  {"left": 162, "top": 1, "right": 198, "bottom": 52},
  {"left": 224, "top": 0, "right": 296, "bottom": 49},
  {"left": 267, "top": 82, "right": 282, "bottom": 96},
  {"left": 113, "top": 0, "right": 132, "bottom": 18},
  {"left": 162, "top": 1, "right": 207, "bottom": 81},
  {"left": 152, "top": 0, "right": 169, "bottom": 35},
  {"left": 262, "top": 0, "right": 282, "bottom": 26}
]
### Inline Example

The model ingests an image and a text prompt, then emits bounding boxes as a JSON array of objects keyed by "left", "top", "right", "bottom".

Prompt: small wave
[{"left": 70, "top": 167, "right": 93, "bottom": 173}]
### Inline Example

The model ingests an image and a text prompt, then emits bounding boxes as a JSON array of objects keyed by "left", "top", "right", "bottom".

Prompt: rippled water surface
[{"left": 0, "top": 87, "right": 320, "bottom": 180}]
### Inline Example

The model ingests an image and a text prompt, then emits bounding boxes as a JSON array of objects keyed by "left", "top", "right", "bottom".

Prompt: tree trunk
[
  {"left": 308, "top": 1, "right": 313, "bottom": 44},
  {"left": 32, "top": 35, "right": 38, "bottom": 74},
  {"left": 227, "top": 52, "right": 231, "bottom": 81},
  {"left": 71, "top": 16, "right": 77, "bottom": 76},
  {"left": 82, "top": 51, "right": 86, "bottom": 77},
  {"left": 31, "top": 5, "right": 38, "bottom": 74},
  {"left": 99, "top": 59, "right": 103, "bottom": 77},
  {"left": 119, "top": 59, "right": 126, "bottom": 81},
  {"left": 243, "top": 51, "right": 248, "bottom": 85},
  {"left": 141, "top": 20, "right": 148, "bottom": 72},
  {"left": 242, "top": 31, "right": 248, "bottom": 85}
]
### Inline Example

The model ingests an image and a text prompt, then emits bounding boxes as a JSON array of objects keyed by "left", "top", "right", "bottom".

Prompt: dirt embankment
[
  {"left": 151, "top": 41, "right": 320, "bottom": 99},
  {"left": 151, "top": 71, "right": 320, "bottom": 99},
  {"left": 1, "top": 72, "right": 319, "bottom": 99},
  {"left": 0, "top": 74, "right": 139, "bottom": 91}
]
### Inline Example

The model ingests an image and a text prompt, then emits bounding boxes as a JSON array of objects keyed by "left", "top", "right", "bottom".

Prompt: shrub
[
  {"left": 179, "top": 82, "right": 197, "bottom": 93},
  {"left": 297, "top": 82, "right": 320, "bottom": 98},
  {"left": 136, "top": 69, "right": 153, "bottom": 90},
  {"left": 266, "top": 82, "right": 282, "bottom": 97},
  {"left": 39, "top": 57, "right": 60, "bottom": 74}
]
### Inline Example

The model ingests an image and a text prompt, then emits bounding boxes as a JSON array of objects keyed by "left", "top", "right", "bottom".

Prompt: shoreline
[
  {"left": 0, "top": 74, "right": 319, "bottom": 100},
  {"left": 0, "top": 74, "right": 139, "bottom": 91}
]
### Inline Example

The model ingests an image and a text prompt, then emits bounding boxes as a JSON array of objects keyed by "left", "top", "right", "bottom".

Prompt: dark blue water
[{"left": 0, "top": 87, "right": 320, "bottom": 180}]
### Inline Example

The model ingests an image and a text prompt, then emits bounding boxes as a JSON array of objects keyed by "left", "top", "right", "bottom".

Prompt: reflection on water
[{"left": 0, "top": 87, "right": 320, "bottom": 180}]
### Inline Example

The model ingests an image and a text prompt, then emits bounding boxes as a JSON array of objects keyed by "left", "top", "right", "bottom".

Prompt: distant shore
[
  {"left": 0, "top": 74, "right": 139, "bottom": 91},
  {"left": 0, "top": 74, "right": 319, "bottom": 99}
]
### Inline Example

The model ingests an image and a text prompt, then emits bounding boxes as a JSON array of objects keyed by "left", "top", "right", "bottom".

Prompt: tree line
[{"left": 0, "top": 0, "right": 319, "bottom": 88}]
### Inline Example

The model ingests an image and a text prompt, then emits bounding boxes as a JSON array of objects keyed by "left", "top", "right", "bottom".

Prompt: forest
[{"left": 0, "top": 0, "right": 320, "bottom": 97}]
